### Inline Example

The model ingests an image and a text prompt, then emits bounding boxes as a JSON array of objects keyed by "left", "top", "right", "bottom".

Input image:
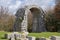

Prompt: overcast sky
[{"left": 0, "top": 0, "right": 55, "bottom": 14}]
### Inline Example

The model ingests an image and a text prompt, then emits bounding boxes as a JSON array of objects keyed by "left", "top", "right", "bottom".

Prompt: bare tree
[{"left": 0, "top": 6, "right": 15, "bottom": 31}]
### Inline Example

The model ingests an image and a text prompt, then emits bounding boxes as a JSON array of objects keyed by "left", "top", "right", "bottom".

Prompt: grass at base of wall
[
  {"left": 0, "top": 31, "right": 8, "bottom": 40},
  {"left": 0, "top": 31, "right": 60, "bottom": 40},
  {"left": 28, "top": 32, "right": 60, "bottom": 38}
]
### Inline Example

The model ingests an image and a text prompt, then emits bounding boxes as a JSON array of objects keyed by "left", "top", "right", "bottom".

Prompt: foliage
[
  {"left": 45, "top": 8, "right": 60, "bottom": 32},
  {"left": 0, "top": 6, "right": 15, "bottom": 31},
  {"left": 45, "top": 9, "right": 57, "bottom": 32}
]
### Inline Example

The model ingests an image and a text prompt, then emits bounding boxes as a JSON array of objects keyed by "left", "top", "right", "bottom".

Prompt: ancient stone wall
[{"left": 13, "top": 5, "right": 46, "bottom": 32}]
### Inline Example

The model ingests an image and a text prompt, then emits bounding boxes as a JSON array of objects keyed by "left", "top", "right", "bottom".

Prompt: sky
[{"left": 0, "top": 0, "right": 55, "bottom": 14}]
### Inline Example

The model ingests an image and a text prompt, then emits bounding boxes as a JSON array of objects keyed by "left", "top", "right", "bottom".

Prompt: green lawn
[
  {"left": 0, "top": 31, "right": 8, "bottom": 40},
  {"left": 0, "top": 32, "right": 60, "bottom": 40},
  {"left": 28, "top": 32, "right": 60, "bottom": 38}
]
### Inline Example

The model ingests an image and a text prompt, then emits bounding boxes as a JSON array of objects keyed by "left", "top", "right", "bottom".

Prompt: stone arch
[
  {"left": 25, "top": 5, "right": 46, "bottom": 32},
  {"left": 13, "top": 5, "right": 46, "bottom": 32}
]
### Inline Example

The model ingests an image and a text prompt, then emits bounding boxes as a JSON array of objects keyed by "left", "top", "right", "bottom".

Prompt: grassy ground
[
  {"left": 28, "top": 32, "right": 60, "bottom": 38},
  {"left": 0, "top": 32, "right": 60, "bottom": 40},
  {"left": 0, "top": 31, "right": 8, "bottom": 40}
]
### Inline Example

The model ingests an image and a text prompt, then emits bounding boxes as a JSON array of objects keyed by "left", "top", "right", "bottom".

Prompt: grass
[
  {"left": 28, "top": 32, "right": 60, "bottom": 38},
  {"left": 0, "top": 32, "right": 60, "bottom": 40},
  {"left": 0, "top": 31, "right": 8, "bottom": 40}
]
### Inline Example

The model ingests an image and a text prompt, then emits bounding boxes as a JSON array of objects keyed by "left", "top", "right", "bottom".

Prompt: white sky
[{"left": 0, "top": 0, "right": 55, "bottom": 14}]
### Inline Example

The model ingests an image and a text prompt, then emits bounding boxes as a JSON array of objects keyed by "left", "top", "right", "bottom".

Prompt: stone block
[
  {"left": 36, "top": 37, "right": 46, "bottom": 40},
  {"left": 10, "top": 38, "right": 15, "bottom": 40},
  {"left": 28, "top": 36, "right": 36, "bottom": 40},
  {"left": 7, "top": 34, "right": 11, "bottom": 39},
  {"left": 10, "top": 33, "right": 15, "bottom": 40},
  {"left": 5, "top": 32, "right": 29, "bottom": 40},
  {"left": 50, "top": 36, "right": 60, "bottom": 40},
  {"left": 15, "top": 33, "right": 21, "bottom": 40}
]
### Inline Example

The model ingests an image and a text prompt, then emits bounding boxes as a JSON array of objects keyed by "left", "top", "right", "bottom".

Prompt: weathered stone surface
[
  {"left": 50, "top": 36, "right": 60, "bottom": 40},
  {"left": 6, "top": 33, "right": 12, "bottom": 39},
  {"left": 27, "top": 5, "right": 46, "bottom": 32},
  {"left": 19, "top": 31, "right": 28, "bottom": 40},
  {"left": 50, "top": 36, "right": 56, "bottom": 40},
  {"left": 5, "top": 32, "right": 29, "bottom": 40},
  {"left": 13, "top": 5, "right": 46, "bottom": 32},
  {"left": 5, "top": 32, "right": 21, "bottom": 40},
  {"left": 29, "top": 6, "right": 46, "bottom": 32},
  {"left": 16, "top": 33, "right": 21, "bottom": 39},
  {"left": 13, "top": 8, "right": 25, "bottom": 32},
  {"left": 10, "top": 33, "right": 15, "bottom": 40},
  {"left": 36, "top": 37, "right": 46, "bottom": 40},
  {"left": 40, "top": 38, "right": 46, "bottom": 40},
  {"left": 28, "top": 36, "right": 36, "bottom": 40}
]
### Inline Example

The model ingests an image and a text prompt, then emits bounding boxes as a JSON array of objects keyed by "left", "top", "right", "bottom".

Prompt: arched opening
[
  {"left": 30, "top": 8, "right": 40, "bottom": 15},
  {"left": 28, "top": 8, "right": 41, "bottom": 32}
]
